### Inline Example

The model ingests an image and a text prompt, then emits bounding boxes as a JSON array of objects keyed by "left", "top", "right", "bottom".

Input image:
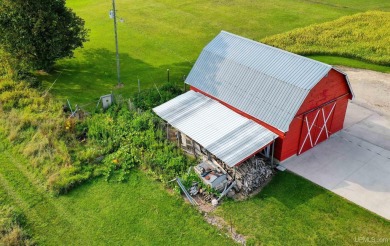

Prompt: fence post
[{"left": 183, "top": 75, "right": 186, "bottom": 91}]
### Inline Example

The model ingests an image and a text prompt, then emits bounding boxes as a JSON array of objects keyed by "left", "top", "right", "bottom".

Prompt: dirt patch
[
  {"left": 204, "top": 214, "right": 246, "bottom": 245},
  {"left": 335, "top": 66, "right": 390, "bottom": 117},
  {"left": 181, "top": 195, "right": 246, "bottom": 245}
]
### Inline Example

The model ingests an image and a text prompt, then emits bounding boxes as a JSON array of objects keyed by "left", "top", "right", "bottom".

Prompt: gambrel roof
[{"left": 185, "top": 31, "right": 347, "bottom": 132}]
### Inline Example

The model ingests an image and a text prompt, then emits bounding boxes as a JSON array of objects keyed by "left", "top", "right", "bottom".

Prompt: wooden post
[
  {"left": 271, "top": 140, "right": 275, "bottom": 166},
  {"left": 166, "top": 123, "right": 169, "bottom": 140},
  {"left": 267, "top": 145, "right": 271, "bottom": 158},
  {"left": 176, "top": 131, "right": 181, "bottom": 146},
  {"left": 192, "top": 139, "right": 196, "bottom": 157}
]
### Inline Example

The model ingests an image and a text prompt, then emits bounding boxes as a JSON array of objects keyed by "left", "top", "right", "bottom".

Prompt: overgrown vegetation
[
  {"left": 262, "top": 11, "right": 390, "bottom": 66},
  {"left": 0, "top": 77, "right": 189, "bottom": 195},
  {"left": 0, "top": 80, "right": 71, "bottom": 190},
  {"left": 132, "top": 83, "right": 183, "bottom": 110},
  {"left": 76, "top": 106, "right": 195, "bottom": 184},
  {"left": 0, "top": 204, "right": 34, "bottom": 245}
]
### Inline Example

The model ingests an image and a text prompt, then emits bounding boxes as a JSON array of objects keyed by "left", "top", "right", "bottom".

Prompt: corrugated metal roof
[
  {"left": 185, "top": 30, "right": 334, "bottom": 132},
  {"left": 153, "top": 90, "right": 277, "bottom": 167}
]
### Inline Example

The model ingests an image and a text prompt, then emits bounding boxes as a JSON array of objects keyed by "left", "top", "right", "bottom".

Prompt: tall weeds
[
  {"left": 0, "top": 77, "right": 190, "bottom": 194},
  {"left": 0, "top": 80, "right": 71, "bottom": 182},
  {"left": 0, "top": 204, "right": 35, "bottom": 245},
  {"left": 262, "top": 11, "right": 390, "bottom": 66}
]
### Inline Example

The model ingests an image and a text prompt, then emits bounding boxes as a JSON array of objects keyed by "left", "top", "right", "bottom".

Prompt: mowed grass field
[
  {"left": 0, "top": 142, "right": 235, "bottom": 245},
  {"left": 38, "top": 0, "right": 390, "bottom": 106},
  {"left": 214, "top": 172, "right": 390, "bottom": 245}
]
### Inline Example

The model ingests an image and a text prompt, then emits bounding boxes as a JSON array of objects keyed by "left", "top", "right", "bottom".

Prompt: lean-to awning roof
[{"left": 153, "top": 90, "right": 277, "bottom": 167}]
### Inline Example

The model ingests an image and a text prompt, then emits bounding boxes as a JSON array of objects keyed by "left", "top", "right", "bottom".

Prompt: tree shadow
[{"left": 37, "top": 48, "right": 193, "bottom": 106}]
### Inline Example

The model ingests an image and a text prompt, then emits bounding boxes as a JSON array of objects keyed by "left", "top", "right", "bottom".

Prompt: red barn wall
[
  {"left": 330, "top": 96, "right": 349, "bottom": 133},
  {"left": 190, "top": 68, "right": 351, "bottom": 163},
  {"left": 275, "top": 69, "right": 351, "bottom": 162},
  {"left": 296, "top": 69, "right": 352, "bottom": 115},
  {"left": 274, "top": 116, "right": 304, "bottom": 161}
]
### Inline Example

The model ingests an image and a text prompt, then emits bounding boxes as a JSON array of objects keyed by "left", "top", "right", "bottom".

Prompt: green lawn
[
  {"left": 37, "top": 0, "right": 390, "bottom": 107},
  {"left": 0, "top": 143, "right": 234, "bottom": 245},
  {"left": 308, "top": 55, "right": 390, "bottom": 73},
  {"left": 215, "top": 172, "right": 390, "bottom": 245}
]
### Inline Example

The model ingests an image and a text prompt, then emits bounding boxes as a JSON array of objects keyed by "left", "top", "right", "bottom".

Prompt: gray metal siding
[
  {"left": 153, "top": 91, "right": 277, "bottom": 167},
  {"left": 185, "top": 31, "right": 333, "bottom": 132}
]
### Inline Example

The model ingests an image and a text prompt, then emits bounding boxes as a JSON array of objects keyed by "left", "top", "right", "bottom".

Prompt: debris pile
[
  {"left": 189, "top": 182, "right": 199, "bottom": 196},
  {"left": 202, "top": 192, "right": 215, "bottom": 203},
  {"left": 234, "top": 157, "right": 274, "bottom": 195}
]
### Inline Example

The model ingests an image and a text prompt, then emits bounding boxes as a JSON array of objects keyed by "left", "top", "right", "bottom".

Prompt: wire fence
[{"left": 45, "top": 5, "right": 199, "bottom": 115}]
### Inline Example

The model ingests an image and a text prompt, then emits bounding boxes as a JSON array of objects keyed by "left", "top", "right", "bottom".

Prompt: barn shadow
[{"left": 254, "top": 171, "right": 326, "bottom": 209}]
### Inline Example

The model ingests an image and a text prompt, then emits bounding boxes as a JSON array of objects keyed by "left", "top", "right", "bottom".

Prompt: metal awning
[{"left": 153, "top": 90, "right": 278, "bottom": 167}]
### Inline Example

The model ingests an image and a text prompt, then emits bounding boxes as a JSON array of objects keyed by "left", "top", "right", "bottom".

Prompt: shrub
[
  {"left": 48, "top": 167, "right": 92, "bottom": 195},
  {"left": 132, "top": 83, "right": 183, "bottom": 110},
  {"left": 0, "top": 204, "right": 35, "bottom": 245}
]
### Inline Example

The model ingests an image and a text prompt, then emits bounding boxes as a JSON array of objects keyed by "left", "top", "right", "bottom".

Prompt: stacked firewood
[{"left": 234, "top": 157, "right": 274, "bottom": 195}]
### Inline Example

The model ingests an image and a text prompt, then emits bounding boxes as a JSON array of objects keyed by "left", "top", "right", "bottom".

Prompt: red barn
[{"left": 154, "top": 31, "right": 353, "bottom": 166}]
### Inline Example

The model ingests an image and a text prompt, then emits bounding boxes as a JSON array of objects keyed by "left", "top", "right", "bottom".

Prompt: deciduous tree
[{"left": 0, "top": 0, "right": 89, "bottom": 72}]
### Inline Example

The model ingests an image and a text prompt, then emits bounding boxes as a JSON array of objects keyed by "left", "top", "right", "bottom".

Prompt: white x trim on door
[
  {"left": 299, "top": 110, "right": 320, "bottom": 154},
  {"left": 298, "top": 102, "right": 337, "bottom": 155},
  {"left": 314, "top": 102, "right": 337, "bottom": 145}
]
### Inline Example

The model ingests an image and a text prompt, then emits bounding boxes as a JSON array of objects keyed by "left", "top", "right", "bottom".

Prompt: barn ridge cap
[{"left": 219, "top": 30, "right": 332, "bottom": 72}]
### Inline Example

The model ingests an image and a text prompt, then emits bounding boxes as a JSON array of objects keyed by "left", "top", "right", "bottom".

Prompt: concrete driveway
[{"left": 282, "top": 102, "right": 390, "bottom": 220}]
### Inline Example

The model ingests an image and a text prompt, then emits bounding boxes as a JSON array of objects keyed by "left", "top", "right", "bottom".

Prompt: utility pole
[{"left": 111, "top": 0, "right": 122, "bottom": 87}]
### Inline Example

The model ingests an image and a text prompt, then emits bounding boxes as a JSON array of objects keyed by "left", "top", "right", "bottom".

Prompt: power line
[{"left": 42, "top": 71, "right": 63, "bottom": 97}]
